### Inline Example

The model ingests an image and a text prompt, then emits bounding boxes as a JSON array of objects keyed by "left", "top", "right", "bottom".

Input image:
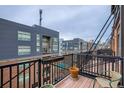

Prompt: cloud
[{"left": 0, "top": 5, "right": 112, "bottom": 41}]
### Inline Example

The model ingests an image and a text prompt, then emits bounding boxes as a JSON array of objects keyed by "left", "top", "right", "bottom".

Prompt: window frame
[
  {"left": 18, "top": 31, "right": 31, "bottom": 41},
  {"left": 18, "top": 46, "right": 31, "bottom": 55}
]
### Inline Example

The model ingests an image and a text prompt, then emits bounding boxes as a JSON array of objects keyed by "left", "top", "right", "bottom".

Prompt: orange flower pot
[{"left": 69, "top": 66, "right": 79, "bottom": 78}]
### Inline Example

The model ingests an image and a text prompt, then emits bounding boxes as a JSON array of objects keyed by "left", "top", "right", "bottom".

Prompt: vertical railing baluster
[
  {"left": 48, "top": 63, "right": 50, "bottom": 84},
  {"left": 60, "top": 61, "right": 62, "bottom": 80},
  {"left": 42, "top": 63, "right": 45, "bottom": 85},
  {"left": 46, "top": 64, "right": 47, "bottom": 84},
  {"left": 59, "top": 61, "right": 61, "bottom": 80},
  {"left": 78, "top": 54, "right": 83, "bottom": 73},
  {"left": 121, "top": 58, "right": 124, "bottom": 86},
  {"left": 83, "top": 55, "right": 85, "bottom": 73},
  {"left": 64, "top": 57, "right": 66, "bottom": 78},
  {"left": 33, "top": 63, "right": 35, "bottom": 85},
  {"left": 89, "top": 55, "right": 91, "bottom": 73},
  {"left": 49, "top": 62, "right": 51, "bottom": 84},
  {"left": 9, "top": 66, "right": 12, "bottom": 88},
  {"left": 97, "top": 57, "right": 98, "bottom": 75},
  {"left": 119, "top": 58, "right": 121, "bottom": 73},
  {"left": 72, "top": 54, "right": 73, "bottom": 67},
  {"left": 57, "top": 62, "right": 58, "bottom": 82},
  {"left": 29, "top": 63, "right": 31, "bottom": 88},
  {"left": 112, "top": 58, "right": 114, "bottom": 71},
  {"left": 80, "top": 54, "right": 82, "bottom": 73},
  {"left": 108, "top": 59, "right": 110, "bottom": 77},
  {"left": 58, "top": 61, "right": 59, "bottom": 81},
  {"left": 105, "top": 59, "right": 107, "bottom": 77},
  {"left": 0, "top": 68, "right": 1, "bottom": 88},
  {"left": 92, "top": 56, "right": 94, "bottom": 75},
  {"left": 47, "top": 63, "right": 49, "bottom": 84},
  {"left": 56, "top": 62, "right": 57, "bottom": 84},
  {"left": 23, "top": 64, "right": 25, "bottom": 88},
  {"left": 87, "top": 55, "right": 91, "bottom": 74},
  {"left": 117, "top": 58, "right": 120, "bottom": 73},
  {"left": 115, "top": 58, "right": 120, "bottom": 73},
  {"left": 38, "top": 59, "right": 41, "bottom": 88},
  {"left": 101, "top": 58, "right": 103, "bottom": 75},
  {"left": 1, "top": 68, "right": 3, "bottom": 88},
  {"left": 52, "top": 62, "right": 53, "bottom": 84},
  {"left": 46, "top": 64, "right": 48, "bottom": 84},
  {"left": 17, "top": 65, "right": 19, "bottom": 88},
  {"left": 94, "top": 56, "right": 96, "bottom": 75}
]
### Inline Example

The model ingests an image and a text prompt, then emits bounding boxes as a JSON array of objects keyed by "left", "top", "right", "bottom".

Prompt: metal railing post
[
  {"left": 72, "top": 54, "right": 73, "bottom": 67},
  {"left": 38, "top": 59, "right": 41, "bottom": 88},
  {"left": 121, "top": 58, "right": 124, "bottom": 86}
]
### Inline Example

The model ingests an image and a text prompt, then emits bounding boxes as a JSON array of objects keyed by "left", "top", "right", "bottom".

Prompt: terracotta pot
[{"left": 69, "top": 67, "right": 79, "bottom": 78}]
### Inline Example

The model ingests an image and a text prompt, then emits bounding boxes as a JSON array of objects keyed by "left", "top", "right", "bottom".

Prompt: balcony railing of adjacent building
[{"left": 0, "top": 53, "right": 124, "bottom": 88}]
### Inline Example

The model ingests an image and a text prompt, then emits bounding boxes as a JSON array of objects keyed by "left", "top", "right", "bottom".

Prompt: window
[
  {"left": 18, "top": 31, "right": 31, "bottom": 41},
  {"left": 36, "top": 34, "right": 40, "bottom": 52},
  {"left": 74, "top": 47, "right": 78, "bottom": 50},
  {"left": 69, "top": 46, "right": 73, "bottom": 50},
  {"left": 18, "top": 46, "right": 31, "bottom": 55},
  {"left": 52, "top": 37, "right": 58, "bottom": 52},
  {"left": 53, "top": 45, "right": 58, "bottom": 51},
  {"left": 36, "top": 47, "right": 40, "bottom": 52},
  {"left": 42, "top": 36, "right": 51, "bottom": 53}
]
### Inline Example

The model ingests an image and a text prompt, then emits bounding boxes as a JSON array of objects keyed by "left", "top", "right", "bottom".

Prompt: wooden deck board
[{"left": 55, "top": 75, "right": 100, "bottom": 88}]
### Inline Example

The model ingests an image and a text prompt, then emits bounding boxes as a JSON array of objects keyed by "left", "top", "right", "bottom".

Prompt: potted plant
[{"left": 69, "top": 64, "right": 79, "bottom": 79}]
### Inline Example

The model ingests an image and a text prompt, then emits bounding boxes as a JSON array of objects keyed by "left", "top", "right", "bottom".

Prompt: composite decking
[{"left": 55, "top": 75, "right": 100, "bottom": 88}]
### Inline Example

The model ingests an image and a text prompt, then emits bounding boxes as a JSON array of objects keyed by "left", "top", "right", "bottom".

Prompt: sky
[{"left": 0, "top": 5, "right": 112, "bottom": 41}]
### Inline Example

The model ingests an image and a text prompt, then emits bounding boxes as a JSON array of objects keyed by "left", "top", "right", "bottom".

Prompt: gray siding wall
[{"left": 0, "top": 18, "right": 59, "bottom": 60}]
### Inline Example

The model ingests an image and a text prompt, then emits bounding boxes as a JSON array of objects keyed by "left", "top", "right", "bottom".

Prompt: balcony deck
[{"left": 55, "top": 75, "right": 100, "bottom": 88}]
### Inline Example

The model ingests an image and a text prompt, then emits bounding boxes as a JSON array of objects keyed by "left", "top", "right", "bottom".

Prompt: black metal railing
[
  {"left": 77, "top": 53, "right": 124, "bottom": 86},
  {"left": 0, "top": 59, "right": 41, "bottom": 88},
  {"left": 0, "top": 53, "right": 124, "bottom": 88},
  {"left": 41, "top": 54, "right": 73, "bottom": 86},
  {"left": 0, "top": 54, "right": 74, "bottom": 88}
]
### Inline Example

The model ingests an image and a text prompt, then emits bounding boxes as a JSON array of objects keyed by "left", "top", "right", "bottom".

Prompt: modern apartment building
[
  {"left": 0, "top": 18, "right": 59, "bottom": 61},
  {"left": 62, "top": 38, "right": 87, "bottom": 54},
  {"left": 59, "top": 38, "right": 64, "bottom": 54}
]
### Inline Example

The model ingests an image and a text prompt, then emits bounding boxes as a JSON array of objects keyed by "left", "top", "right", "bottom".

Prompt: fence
[
  {"left": 0, "top": 54, "right": 73, "bottom": 88},
  {"left": 0, "top": 53, "right": 124, "bottom": 87},
  {"left": 77, "top": 53, "right": 124, "bottom": 86}
]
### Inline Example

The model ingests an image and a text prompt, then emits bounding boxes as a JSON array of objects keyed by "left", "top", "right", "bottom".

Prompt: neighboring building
[
  {"left": 87, "top": 40, "right": 100, "bottom": 51},
  {"left": 62, "top": 38, "right": 88, "bottom": 54},
  {"left": 87, "top": 40, "right": 94, "bottom": 51},
  {"left": 59, "top": 38, "right": 64, "bottom": 54},
  {"left": 111, "top": 5, "right": 121, "bottom": 56},
  {"left": 0, "top": 18, "right": 59, "bottom": 60}
]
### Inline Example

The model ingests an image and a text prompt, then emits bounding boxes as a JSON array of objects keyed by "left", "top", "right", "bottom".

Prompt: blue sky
[{"left": 0, "top": 5, "right": 112, "bottom": 41}]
